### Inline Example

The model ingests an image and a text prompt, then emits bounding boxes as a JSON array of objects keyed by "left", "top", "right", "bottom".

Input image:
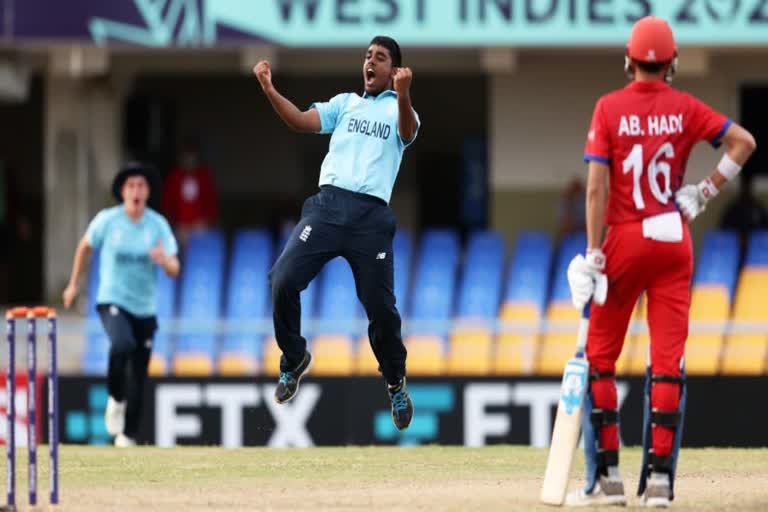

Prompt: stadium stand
[
  {"left": 172, "top": 231, "right": 226, "bottom": 376},
  {"left": 495, "top": 232, "right": 552, "bottom": 375},
  {"left": 80, "top": 227, "right": 768, "bottom": 377},
  {"left": 722, "top": 230, "right": 768, "bottom": 374}
]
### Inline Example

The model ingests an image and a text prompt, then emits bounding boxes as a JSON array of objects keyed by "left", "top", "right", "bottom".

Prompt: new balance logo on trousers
[{"left": 299, "top": 225, "right": 312, "bottom": 242}]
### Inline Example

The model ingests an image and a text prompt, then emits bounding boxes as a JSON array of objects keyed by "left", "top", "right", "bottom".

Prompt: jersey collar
[
  {"left": 362, "top": 89, "right": 397, "bottom": 100},
  {"left": 626, "top": 80, "right": 670, "bottom": 93}
]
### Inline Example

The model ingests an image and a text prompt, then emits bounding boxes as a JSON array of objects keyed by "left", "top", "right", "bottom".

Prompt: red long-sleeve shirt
[{"left": 161, "top": 165, "right": 219, "bottom": 227}]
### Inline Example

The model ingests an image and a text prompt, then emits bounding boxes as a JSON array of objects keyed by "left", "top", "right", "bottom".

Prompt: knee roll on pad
[
  {"left": 638, "top": 369, "right": 687, "bottom": 500},
  {"left": 583, "top": 371, "right": 619, "bottom": 493}
]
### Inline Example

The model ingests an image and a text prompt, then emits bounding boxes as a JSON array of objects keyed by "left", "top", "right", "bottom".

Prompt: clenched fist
[
  {"left": 253, "top": 60, "right": 273, "bottom": 91},
  {"left": 393, "top": 67, "right": 412, "bottom": 96}
]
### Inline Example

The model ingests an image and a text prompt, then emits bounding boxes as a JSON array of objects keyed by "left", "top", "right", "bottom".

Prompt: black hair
[
  {"left": 369, "top": 36, "right": 402, "bottom": 67},
  {"left": 636, "top": 60, "right": 667, "bottom": 74}
]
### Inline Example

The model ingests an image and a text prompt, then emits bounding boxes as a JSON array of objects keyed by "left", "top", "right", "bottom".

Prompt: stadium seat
[
  {"left": 405, "top": 336, "right": 445, "bottom": 376},
  {"left": 81, "top": 249, "right": 110, "bottom": 375},
  {"left": 537, "top": 233, "right": 584, "bottom": 375},
  {"left": 316, "top": 256, "right": 360, "bottom": 336},
  {"left": 686, "top": 231, "right": 739, "bottom": 375},
  {"left": 262, "top": 336, "right": 282, "bottom": 376},
  {"left": 311, "top": 335, "right": 354, "bottom": 375},
  {"left": 722, "top": 232, "right": 768, "bottom": 374},
  {"left": 393, "top": 230, "right": 413, "bottom": 315},
  {"left": 495, "top": 232, "right": 552, "bottom": 375},
  {"left": 408, "top": 229, "right": 459, "bottom": 334},
  {"left": 149, "top": 268, "right": 178, "bottom": 376},
  {"left": 355, "top": 336, "right": 380, "bottom": 376},
  {"left": 448, "top": 333, "right": 492, "bottom": 375},
  {"left": 449, "top": 231, "right": 504, "bottom": 375},
  {"left": 218, "top": 229, "right": 273, "bottom": 375},
  {"left": 173, "top": 231, "right": 225, "bottom": 376}
]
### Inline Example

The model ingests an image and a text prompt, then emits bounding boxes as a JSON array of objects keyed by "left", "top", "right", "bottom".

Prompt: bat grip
[{"left": 574, "top": 301, "right": 592, "bottom": 356}]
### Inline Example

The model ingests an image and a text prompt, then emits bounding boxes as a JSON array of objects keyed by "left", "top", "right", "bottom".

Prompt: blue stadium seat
[
  {"left": 409, "top": 229, "right": 460, "bottom": 335},
  {"left": 694, "top": 230, "right": 739, "bottom": 296},
  {"left": 150, "top": 266, "right": 177, "bottom": 375},
  {"left": 745, "top": 230, "right": 768, "bottom": 266},
  {"left": 219, "top": 229, "right": 273, "bottom": 374},
  {"left": 502, "top": 231, "right": 553, "bottom": 318},
  {"left": 551, "top": 232, "right": 586, "bottom": 304},
  {"left": 82, "top": 249, "right": 108, "bottom": 375},
  {"left": 393, "top": 230, "right": 412, "bottom": 315},
  {"left": 317, "top": 256, "right": 359, "bottom": 334},
  {"left": 456, "top": 230, "right": 505, "bottom": 319},
  {"left": 173, "top": 231, "right": 226, "bottom": 375}
]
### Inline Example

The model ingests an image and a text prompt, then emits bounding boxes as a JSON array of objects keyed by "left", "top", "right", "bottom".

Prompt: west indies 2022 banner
[{"left": 5, "top": 0, "right": 768, "bottom": 48}]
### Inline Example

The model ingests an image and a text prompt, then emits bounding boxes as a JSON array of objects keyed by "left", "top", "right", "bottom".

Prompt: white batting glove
[
  {"left": 675, "top": 179, "right": 718, "bottom": 222},
  {"left": 567, "top": 250, "right": 608, "bottom": 310}
]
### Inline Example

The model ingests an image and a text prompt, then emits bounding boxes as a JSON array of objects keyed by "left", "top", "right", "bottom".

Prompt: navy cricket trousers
[
  {"left": 269, "top": 185, "right": 407, "bottom": 385},
  {"left": 97, "top": 304, "right": 156, "bottom": 438}
]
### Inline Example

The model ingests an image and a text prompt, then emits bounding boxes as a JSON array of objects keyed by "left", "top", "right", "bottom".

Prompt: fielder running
[
  {"left": 566, "top": 16, "right": 756, "bottom": 507},
  {"left": 63, "top": 163, "right": 181, "bottom": 447},
  {"left": 253, "top": 36, "right": 419, "bottom": 431}
]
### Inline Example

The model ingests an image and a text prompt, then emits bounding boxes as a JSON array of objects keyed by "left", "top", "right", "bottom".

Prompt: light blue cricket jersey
[
  {"left": 312, "top": 90, "right": 420, "bottom": 203},
  {"left": 86, "top": 206, "right": 178, "bottom": 317}
]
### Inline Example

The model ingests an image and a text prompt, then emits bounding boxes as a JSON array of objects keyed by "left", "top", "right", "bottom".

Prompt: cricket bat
[{"left": 539, "top": 303, "right": 591, "bottom": 506}]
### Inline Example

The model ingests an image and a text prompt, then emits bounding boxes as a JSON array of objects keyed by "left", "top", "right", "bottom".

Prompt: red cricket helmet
[{"left": 626, "top": 16, "right": 677, "bottom": 63}]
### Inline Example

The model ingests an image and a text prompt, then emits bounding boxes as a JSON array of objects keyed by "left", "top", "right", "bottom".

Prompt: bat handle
[{"left": 574, "top": 301, "right": 592, "bottom": 356}]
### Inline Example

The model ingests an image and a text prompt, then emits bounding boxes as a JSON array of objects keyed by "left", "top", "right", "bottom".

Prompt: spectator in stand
[
  {"left": 161, "top": 138, "right": 219, "bottom": 245},
  {"left": 557, "top": 176, "right": 587, "bottom": 239}
]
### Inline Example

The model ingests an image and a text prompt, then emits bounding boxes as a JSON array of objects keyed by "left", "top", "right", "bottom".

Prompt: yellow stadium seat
[
  {"left": 721, "top": 335, "right": 768, "bottom": 374},
  {"left": 689, "top": 286, "right": 730, "bottom": 319},
  {"left": 218, "top": 353, "right": 258, "bottom": 376},
  {"left": 405, "top": 336, "right": 445, "bottom": 376},
  {"left": 722, "top": 269, "right": 768, "bottom": 374},
  {"left": 173, "top": 353, "right": 214, "bottom": 376},
  {"left": 148, "top": 353, "right": 167, "bottom": 376},
  {"left": 499, "top": 301, "right": 540, "bottom": 322},
  {"left": 494, "top": 333, "right": 538, "bottom": 375},
  {"left": 311, "top": 335, "right": 354, "bottom": 375},
  {"left": 355, "top": 336, "right": 380, "bottom": 376},
  {"left": 537, "top": 301, "right": 580, "bottom": 375},
  {"left": 448, "top": 330, "right": 492, "bottom": 375},
  {"left": 262, "top": 337, "right": 282, "bottom": 376},
  {"left": 686, "top": 286, "right": 730, "bottom": 375}
]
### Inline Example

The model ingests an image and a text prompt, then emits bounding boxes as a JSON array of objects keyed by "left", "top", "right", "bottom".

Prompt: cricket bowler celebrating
[
  {"left": 566, "top": 16, "right": 756, "bottom": 507},
  {"left": 253, "top": 36, "right": 419, "bottom": 431}
]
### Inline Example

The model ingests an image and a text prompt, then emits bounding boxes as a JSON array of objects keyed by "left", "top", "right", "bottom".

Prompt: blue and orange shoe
[
  {"left": 387, "top": 377, "right": 414, "bottom": 431},
  {"left": 274, "top": 351, "right": 312, "bottom": 404}
]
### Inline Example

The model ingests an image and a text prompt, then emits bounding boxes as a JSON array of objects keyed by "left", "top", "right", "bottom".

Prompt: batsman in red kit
[{"left": 565, "top": 16, "right": 756, "bottom": 508}]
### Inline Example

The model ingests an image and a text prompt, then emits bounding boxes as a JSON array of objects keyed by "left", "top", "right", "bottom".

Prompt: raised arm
[
  {"left": 253, "top": 60, "right": 321, "bottom": 134},
  {"left": 394, "top": 67, "right": 418, "bottom": 143}
]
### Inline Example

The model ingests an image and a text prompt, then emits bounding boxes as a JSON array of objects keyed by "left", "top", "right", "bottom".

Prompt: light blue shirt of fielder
[
  {"left": 86, "top": 206, "right": 178, "bottom": 317},
  {"left": 312, "top": 90, "right": 420, "bottom": 203}
]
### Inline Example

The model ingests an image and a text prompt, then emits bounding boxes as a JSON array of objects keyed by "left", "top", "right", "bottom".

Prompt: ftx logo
[{"left": 374, "top": 384, "right": 453, "bottom": 445}]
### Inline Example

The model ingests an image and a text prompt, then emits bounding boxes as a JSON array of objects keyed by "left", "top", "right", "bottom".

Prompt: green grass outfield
[{"left": 3, "top": 446, "right": 767, "bottom": 511}]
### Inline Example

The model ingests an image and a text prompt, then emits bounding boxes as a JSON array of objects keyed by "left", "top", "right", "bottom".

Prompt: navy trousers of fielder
[
  {"left": 270, "top": 185, "right": 407, "bottom": 385},
  {"left": 97, "top": 304, "right": 156, "bottom": 438}
]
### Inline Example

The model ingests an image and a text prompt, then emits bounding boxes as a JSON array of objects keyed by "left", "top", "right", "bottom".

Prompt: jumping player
[
  {"left": 253, "top": 36, "right": 419, "bottom": 431},
  {"left": 566, "top": 16, "right": 756, "bottom": 507},
  {"left": 63, "top": 163, "right": 180, "bottom": 447}
]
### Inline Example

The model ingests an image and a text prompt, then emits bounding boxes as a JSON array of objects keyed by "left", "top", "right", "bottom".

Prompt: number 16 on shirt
[{"left": 540, "top": 303, "right": 591, "bottom": 506}]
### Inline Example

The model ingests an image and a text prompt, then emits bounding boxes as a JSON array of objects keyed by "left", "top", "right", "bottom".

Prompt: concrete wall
[{"left": 489, "top": 52, "right": 768, "bottom": 249}]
